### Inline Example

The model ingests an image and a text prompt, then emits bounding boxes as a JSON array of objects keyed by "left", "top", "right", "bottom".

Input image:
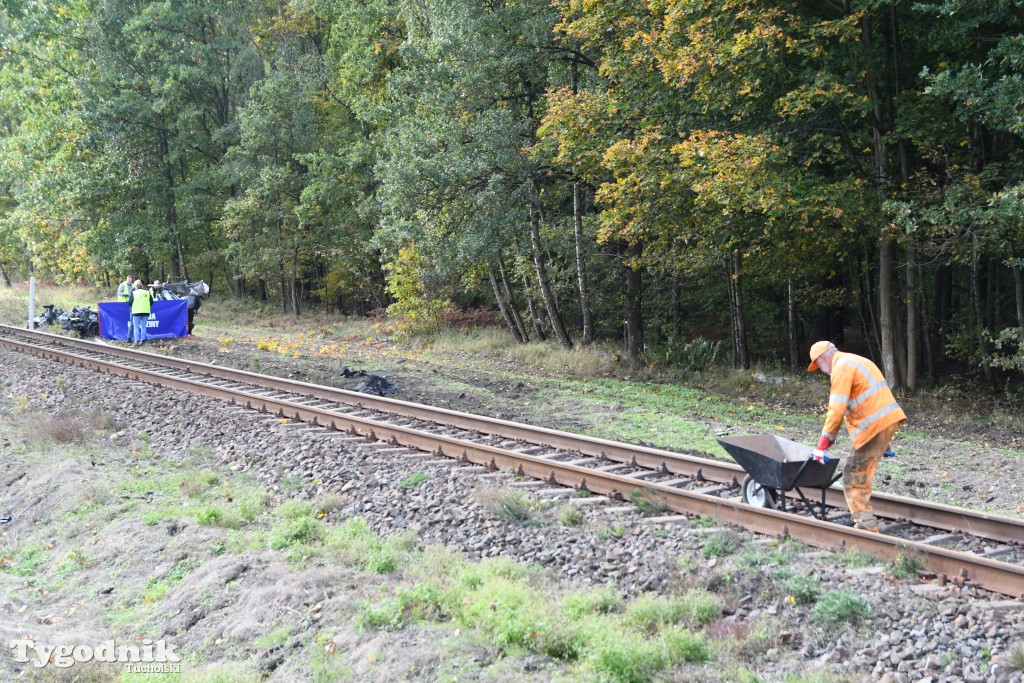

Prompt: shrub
[
  {"left": 702, "top": 532, "right": 741, "bottom": 558},
  {"left": 891, "top": 551, "right": 922, "bottom": 579},
  {"left": 356, "top": 582, "right": 448, "bottom": 631},
  {"left": 662, "top": 336, "right": 721, "bottom": 371},
  {"left": 623, "top": 590, "right": 722, "bottom": 634},
  {"left": 812, "top": 590, "right": 873, "bottom": 628},
  {"left": 475, "top": 488, "right": 539, "bottom": 524},
  {"left": 780, "top": 574, "right": 819, "bottom": 604},
  {"left": 399, "top": 472, "right": 430, "bottom": 489},
  {"left": 197, "top": 506, "right": 242, "bottom": 529},
  {"left": 557, "top": 504, "right": 583, "bottom": 527},
  {"left": 457, "top": 577, "right": 582, "bottom": 658},
  {"left": 25, "top": 408, "right": 108, "bottom": 444},
  {"left": 270, "top": 518, "right": 325, "bottom": 549},
  {"left": 562, "top": 584, "right": 623, "bottom": 619},
  {"left": 628, "top": 488, "right": 669, "bottom": 515}
]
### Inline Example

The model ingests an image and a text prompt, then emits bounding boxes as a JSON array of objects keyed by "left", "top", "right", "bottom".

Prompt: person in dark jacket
[{"left": 186, "top": 293, "right": 201, "bottom": 335}]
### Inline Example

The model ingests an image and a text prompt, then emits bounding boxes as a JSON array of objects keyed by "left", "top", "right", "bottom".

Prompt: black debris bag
[{"left": 354, "top": 374, "right": 398, "bottom": 396}]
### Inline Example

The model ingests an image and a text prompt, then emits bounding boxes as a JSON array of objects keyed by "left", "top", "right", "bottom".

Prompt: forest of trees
[{"left": 2, "top": 0, "right": 1023, "bottom": 385}]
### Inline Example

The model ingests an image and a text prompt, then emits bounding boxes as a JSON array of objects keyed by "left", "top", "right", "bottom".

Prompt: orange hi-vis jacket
[{"left": 821, "top": 352, "right": 906, "bottom": 449}]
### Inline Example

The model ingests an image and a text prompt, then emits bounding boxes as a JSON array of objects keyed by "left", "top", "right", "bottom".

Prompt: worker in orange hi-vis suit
[{"left": 807, "top": 341, "right": 907, "bottom": 532}]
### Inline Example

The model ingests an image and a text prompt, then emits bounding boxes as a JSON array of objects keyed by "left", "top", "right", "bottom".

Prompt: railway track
[{"left": 2, "top": 324, "right": 1023, "bottom": 598}]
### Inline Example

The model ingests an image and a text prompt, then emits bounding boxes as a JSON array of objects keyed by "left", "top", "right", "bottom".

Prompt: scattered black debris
[
  {"left": 59, "top": 305, "right": 99, "bottom": 338},
  {"left": 341, "top": 366, "right": 368, "bottom": 378},
  {"left": 1, "top": 515, "right": 12, "bottom": 524},
  {"left": 354, "top": 375, "right": 398, "bottom": 396},
  {"left": 32, "top": 304, "right": 63, "bottom": 329}
]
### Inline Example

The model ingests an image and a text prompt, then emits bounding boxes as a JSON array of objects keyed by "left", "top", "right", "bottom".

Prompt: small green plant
[
  {"left": 56, "top": 548, "right": 92, "bottom": 575},
  {"left": 270, "top": 517, "right": 326, "bottom": 549},
  {"left": 356, "top": 582, "right": 447, "bottom": 631},
  {"left": 812, "top": 590, "right": 873, "bottom": 628},
  {"left": 399, "top": 472, "right": 430, "bottom": 489},
  {"left": 891, "top": 551, "right": 923, "bottom": 579},
  {"left": 628, "top": 488, "right": 669, "bottom": 515},
  {"left": 137, "top": 430, "right": 151, "bottom": 443},
  {"left": 692, "top": 516, "right": 717, "bottom": 528},
  {"left": 1, "top": 544, "right": 48, "bottom": 577},
  {"left": 562, "top": 584, "right": 622, "bottom": 618},
  {"left": 662, "top": 336, "right": 721, "bottom": 371},
  {"left": 197, "top": 506, "right": 242, "bottom": 529},
  {"left": 780, "top": 574, "right": 819, "bottom": 604},
  {"left": 702, "top": 532, "right": 740, "bottom": 558},
  {"left": 1003, "top": 643, "right": 1024, "bottom": 672},
  {"left": 597, "top": 522, "right": 627, "bottom": 540},
  {"left": 557, "top": 504, "right": 583, "bottom": 527},
  {"left": 252, "top": 358, "right": 261, "bottom": 371},
  {"left": 623, "top": 590, "right": 722, "bottom": 633},
  {"left": 56, "top": 378, "right": 67, "bottom": 391},
  {"left": 254, "top": 625, "right": 295, "bottom": 649},
  {"left": 837, "top": 548, "right": 877, "bottom": 568},
  {"left": 477, "top": 489, "right": 538, "bottom": 524}
]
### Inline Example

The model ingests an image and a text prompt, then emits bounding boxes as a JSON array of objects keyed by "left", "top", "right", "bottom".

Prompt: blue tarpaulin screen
[{"left": 98, "top": 300, "right": 188, "bottom": 340}]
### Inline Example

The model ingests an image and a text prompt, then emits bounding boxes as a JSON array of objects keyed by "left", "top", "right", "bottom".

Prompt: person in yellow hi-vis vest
[
  {"left": 117, "top": 276, "right": 135, "bottom": 342},
  {"left": 116, "top": 276, "right": 134, "bottom": 302},
  {"left": 808, "top": 341, "right": 906, "bottom": 532},
  {"left": 127, "top": 281, "right": 154, "bottom": 347}
]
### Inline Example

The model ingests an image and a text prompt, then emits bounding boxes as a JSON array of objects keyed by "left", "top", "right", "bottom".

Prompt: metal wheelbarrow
[{"left": 716, "top": 434, "right": 842, "bottom": 520}]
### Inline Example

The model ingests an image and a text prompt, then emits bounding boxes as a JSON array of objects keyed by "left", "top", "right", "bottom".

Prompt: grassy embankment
[{"left": 0, "top": 386, "right": 889, "bottom": 682}]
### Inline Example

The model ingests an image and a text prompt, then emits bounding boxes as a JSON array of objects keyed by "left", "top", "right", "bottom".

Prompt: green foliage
[
  {"left": 891, "top": 552, "right": 923, "bottom": 580},
  {"left": 2, "top": 544, "right": 49, "bottom": 577},
  {"left": 557, "top": 504, "right": 583, "bottom": 527},
  {"left": 661, "top": 337, "right": 722, "bottom": 372},
  {"left": 702, "top": 532, "right": 741, "bottom": 558},
  {"left": 627, "top": 488, "right": 669, "bottom": 515},
  {"left": 399, "top": 472, "right": 430, "bottom": 489},
  {"left": 622, "top": 591, "right": 722, "bottom": 634},
  {"left": 562, "top": 584, "right": 623, "bottom": 619},
  {"left": 384, "top": 244, "right": 452, "bottom": 335},
  {"left": 270, "top": 518, "right": 326, "bottom": 549},
  {"left": 779, "top": 574, "right": 819, "bottom": 605},
  {"left": 356, "top": 582, "right": 448, "bottom": 631},
  {"left": 197, "top": 507, "right": 243, "bottom": 529},
  {"left": 812, "top": 590, "right": 873, "bottom": 628}
]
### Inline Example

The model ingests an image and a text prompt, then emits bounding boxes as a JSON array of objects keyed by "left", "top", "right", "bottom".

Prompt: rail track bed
[{"left": 2, "top": 324, "right": 1023, "bottom": 598}]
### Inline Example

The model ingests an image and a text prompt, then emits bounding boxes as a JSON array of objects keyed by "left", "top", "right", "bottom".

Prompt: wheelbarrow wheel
[{"left": 741, "top": 475, "right": 776, "bottom": 509}]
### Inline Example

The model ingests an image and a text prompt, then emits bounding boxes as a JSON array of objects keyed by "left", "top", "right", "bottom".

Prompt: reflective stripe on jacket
[
  {"left": 130, "top": 289, "right": 153, "bottom": 316},
  {"left": 822, "top": 352, "right": 906, "bottom": 449}
]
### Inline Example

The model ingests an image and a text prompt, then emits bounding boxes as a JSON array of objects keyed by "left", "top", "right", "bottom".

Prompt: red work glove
[{"left": 812, "top": 436, "right": 833, "bottom": 463}]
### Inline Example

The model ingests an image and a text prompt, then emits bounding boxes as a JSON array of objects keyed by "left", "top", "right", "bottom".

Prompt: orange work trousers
[{"left": 842, "top": 423, "right": 900, "bottom": 531}]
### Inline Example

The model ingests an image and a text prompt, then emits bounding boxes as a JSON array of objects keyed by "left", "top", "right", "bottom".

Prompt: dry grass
[{"left": 22, "top": 408, "right": 110, "bottom": 445}]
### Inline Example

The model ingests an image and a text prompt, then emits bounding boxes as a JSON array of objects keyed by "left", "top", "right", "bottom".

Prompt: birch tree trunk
[
  {"left": 528, "top": 202, "right": 573, "bottom": 349},
  {"left": 788, "top": 277, "right": 799, "bottom": 374},
  {"left": 569, "top": 60, "right": 593, "bottom": 347},
  {"left": 573, "top": 182, "right": 593, "bottom": 346},
  {"left": 1012, "top": 258, "right": 1024, "bottom": 328},
  {"left": 727, "top": 251, "right": 749, "bottom": 369},
  {"left": 624, "top": 242, "right": 643, "bottom": 361},
  {"left": 522, "top": 274, "right": 546, "bottom": 341},
  {"left": 905, "top": 239, "right": 918, "bottom": 390},
  {"left": 488, "top": 263, "right": 525, "bottom": 343},
  {"left": 498, "top": 259, "right": 529, "bottom": 342},
  {"left": 971, "top": 238, "right": 993, "bottom": 383}
]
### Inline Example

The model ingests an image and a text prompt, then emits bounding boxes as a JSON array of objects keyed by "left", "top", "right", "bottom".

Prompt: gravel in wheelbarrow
[{"left": 716, "top": 434, "right": 841, "bottom": 519}]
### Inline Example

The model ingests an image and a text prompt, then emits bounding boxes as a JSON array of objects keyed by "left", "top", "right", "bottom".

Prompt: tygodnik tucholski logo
[{"left": 9, "top": 637, "right": 182, "bottom": 672}]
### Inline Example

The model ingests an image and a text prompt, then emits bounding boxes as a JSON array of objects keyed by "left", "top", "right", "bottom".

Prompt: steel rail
[
  {"left": 2, "top": 324, "right": 1023, "bottom": 546},
  {"left": 2, "top": 330, "right": 1023, "bottom": 597}
]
